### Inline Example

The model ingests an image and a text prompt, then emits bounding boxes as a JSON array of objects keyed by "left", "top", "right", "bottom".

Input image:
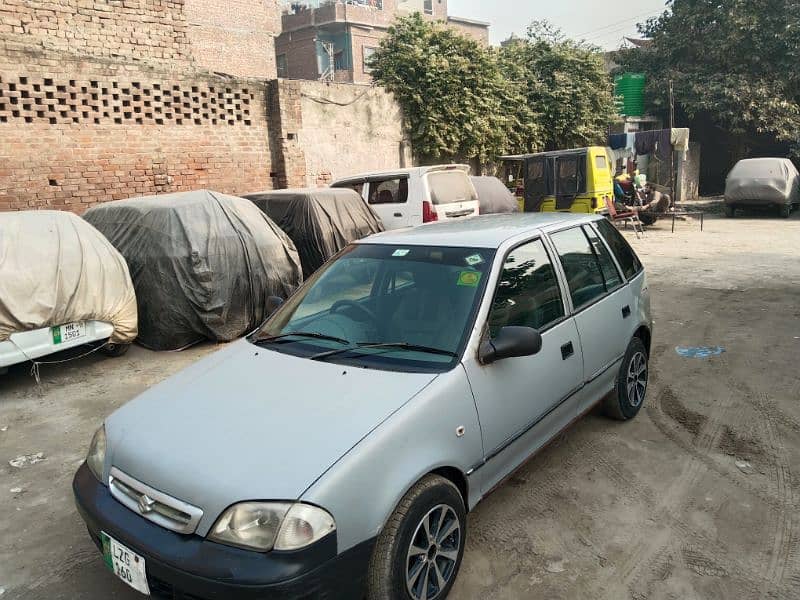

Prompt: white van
[{"left": 331, "top": 165, "right": 479, "bottom": 230}]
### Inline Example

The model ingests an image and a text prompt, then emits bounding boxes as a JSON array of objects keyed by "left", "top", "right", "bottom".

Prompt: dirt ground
[{"left": 2, "top": 205, "right": 800, "bottom": 600}]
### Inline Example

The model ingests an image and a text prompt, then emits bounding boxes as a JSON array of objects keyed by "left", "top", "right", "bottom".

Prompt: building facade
[{"left": 275, "top": 0, "right": 489, "bottom": 84}]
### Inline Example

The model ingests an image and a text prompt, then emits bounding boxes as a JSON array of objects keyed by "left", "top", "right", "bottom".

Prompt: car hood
[{"left": 105, "top": 339, "right": 437, "bottom": 535}]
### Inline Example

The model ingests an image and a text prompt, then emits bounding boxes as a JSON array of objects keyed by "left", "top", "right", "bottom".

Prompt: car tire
[
  {"left": 366, "top": 475, "right": 466, "bottom": 600},
  {"left": 101, "top": 343, "right": 131, "bottom": 358},
  {"left": 780, "top": 204, "right": 791, "bottom": 218},
  {"left": 724, "top": 205, "right": 735, "bottom": 218},
  {"left": 604, "top": 337, "right": 649, "bottom": 421}
]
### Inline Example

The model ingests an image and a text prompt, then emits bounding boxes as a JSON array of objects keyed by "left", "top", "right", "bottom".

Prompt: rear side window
[
  {"left": 488, "top": 239, "right": 564, "bottom": 336},
  {"left": 583, "top": 225, "right": 622, "bottom": 290},
  {"left": 427, "top": 171, "right": 477, "bottom": 205},
  {"left": 594, "top": 218, "right": 643, "bottom": 280},
  {"left": 368, "top": 178, "right": 408, "bottom": 205},
  {"left": 550, "top": 227, "right": 606, "bottom": 309}
]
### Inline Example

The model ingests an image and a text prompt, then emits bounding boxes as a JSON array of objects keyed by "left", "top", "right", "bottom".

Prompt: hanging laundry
[
  {"left": 609, "top": 133, "right": 627, "bottom": 150},
  {"left": 657, "top": 129, "right": 672, "bottom": 162},
  {"left": 626, "top": 132, "right": 636, "bottom": 150},
  {"left": 634, "top": 130, "right": 660, "bottom": 156},
  {"left": 671, "top": 128, "right": 690, "bottom": 153}
]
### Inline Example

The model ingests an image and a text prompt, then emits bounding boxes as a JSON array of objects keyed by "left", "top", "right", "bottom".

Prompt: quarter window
[
  {"left": 595, "top": 218, "right": 643, "bottom": 280},
  {"left": 368, "top": 178, "right": 409, "bottom": 205},
  {"left": 488, "top": 239, "right": 565, "bottom": 337},
  {"left": 550, "top": 227, "right": 607, "bottom": 309}
]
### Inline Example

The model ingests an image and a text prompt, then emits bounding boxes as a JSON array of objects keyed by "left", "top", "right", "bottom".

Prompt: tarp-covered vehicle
[
  {"left": 724, "top": 158, "right": 800, "bottom": 218},
  {"left": 0, "top": 211, "right": 137, "bottom": 371},
  {"left": 84, "top": 190, "right": 303, "bottom": 351},
  {"left": 470, "top": 176, "right": 520, "bottom": 215},
  {"left": 242, "top": 188, "right": 384, "bottom": 277}
]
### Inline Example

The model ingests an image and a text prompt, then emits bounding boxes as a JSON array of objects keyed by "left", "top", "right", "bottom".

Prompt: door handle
[
  {"left": 561, "top": 341, "right": 574, "bottom": 360},
  {"left": 622, "top": 305, "right": 631, "bottom": 318},
  {"left": 393, "top": 212, "right": 403, "bottom": 217}
]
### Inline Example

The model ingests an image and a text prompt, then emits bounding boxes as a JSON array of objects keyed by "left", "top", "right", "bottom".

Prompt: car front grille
[{"left": 109, "top": 467, "right": 203, "bottom": 535}]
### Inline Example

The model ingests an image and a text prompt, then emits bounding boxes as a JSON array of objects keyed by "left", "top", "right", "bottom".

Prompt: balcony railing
[{"left": 282, "top": 0, "right": 383, "bottom": 14}]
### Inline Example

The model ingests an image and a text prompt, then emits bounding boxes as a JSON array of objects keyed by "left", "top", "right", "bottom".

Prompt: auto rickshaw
[{"left": 500, "top": 146, "right": 615, "bottom": 214}]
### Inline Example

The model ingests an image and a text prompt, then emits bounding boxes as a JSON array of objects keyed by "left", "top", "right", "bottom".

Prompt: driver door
[{"left": 462, "top": 238, "right": 583, "bottom": 494}]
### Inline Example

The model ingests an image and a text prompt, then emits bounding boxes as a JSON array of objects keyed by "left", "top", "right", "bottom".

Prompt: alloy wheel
[
  {"left": 405, "top": 504, "right": 461, "bottom": 600},
  {"left": 626, "top": 351, "right": 648, "bottom": 408}
]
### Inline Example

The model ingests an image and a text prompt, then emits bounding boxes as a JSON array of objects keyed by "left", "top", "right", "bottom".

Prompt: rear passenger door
[
  {"left": 365, "top": 176, "right": 412, "bottom": 230},
  {"left": 549, "top": 224, "right": 636, "bottom": 412}
]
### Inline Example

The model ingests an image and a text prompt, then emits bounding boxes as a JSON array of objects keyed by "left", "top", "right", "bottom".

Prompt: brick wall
[
  {"left": 268, "top": 79, "right": 410, "bottom": 188},
  {"left": 184, "top": 0, "right": 281, "bottom": 78}
]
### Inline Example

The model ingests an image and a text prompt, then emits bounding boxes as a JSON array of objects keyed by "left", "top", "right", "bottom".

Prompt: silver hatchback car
[{"left": 74, "top": 213, "right": 652, "bottom": 600}]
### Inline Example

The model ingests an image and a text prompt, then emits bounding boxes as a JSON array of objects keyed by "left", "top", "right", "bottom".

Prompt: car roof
[
  {"left": 359, "top": 213, "right": 600, "bottom": 249},
  {"left": 331, "top": 164, "right": 470, "bottom": 184}
]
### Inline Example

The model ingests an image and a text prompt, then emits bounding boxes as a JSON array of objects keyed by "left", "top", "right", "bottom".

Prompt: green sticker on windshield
[
  {"left": 457, "top": 271, "right": 482, "bottom": 287},
  {"left": 392, "top": 249, "right": 410, "bottom": 257},
  {"left": 465, "top": 253, "right": 484, "bottom": 266}
]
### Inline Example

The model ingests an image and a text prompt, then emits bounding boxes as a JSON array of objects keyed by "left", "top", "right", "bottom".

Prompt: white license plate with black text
[
  {"left": 101, "top": 531, "right": 150, "bottom": 595},
  {"left": 51, "top": 322, "right": 86, "bottom": 345}
]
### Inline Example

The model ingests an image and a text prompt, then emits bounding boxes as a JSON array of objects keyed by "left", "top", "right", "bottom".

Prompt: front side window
[
  {"left": 488, "top": 239, "right": 565, "bottom": 337},
  {"left": 368, "top": 178, "right": 409, "bottom": 205},
  {"left": 254, "top": 244, "right": 494, "bottom": 372},
  {"left": 594, "top": 218, "right": 643, "bottom": 280},
  {"left": 550, "top": 227, "right": 606, "bottom": 309}
]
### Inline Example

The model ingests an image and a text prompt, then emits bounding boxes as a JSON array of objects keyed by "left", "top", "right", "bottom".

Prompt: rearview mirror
[
  {"left": 479, "top": 326, "right": 542, "bottom": 365},
  {"left": 265, "top": 296, "right": 284, "bottom": 316}
]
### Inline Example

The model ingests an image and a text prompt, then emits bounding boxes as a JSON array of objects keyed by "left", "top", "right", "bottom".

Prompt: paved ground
[{"left": 2, "top": 206, "right": 800, "bottom": 599}]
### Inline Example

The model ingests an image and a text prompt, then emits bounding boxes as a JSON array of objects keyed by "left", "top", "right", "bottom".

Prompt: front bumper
[{"left": 73, "top": 463, "right": 374, "bottom": 600}]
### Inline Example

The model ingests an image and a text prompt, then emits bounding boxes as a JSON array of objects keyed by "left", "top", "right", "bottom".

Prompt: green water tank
[{"left": 614, "top": 73, "right": 646, "bottom": 117}]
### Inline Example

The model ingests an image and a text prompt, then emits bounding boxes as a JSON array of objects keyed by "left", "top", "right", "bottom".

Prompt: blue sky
[{"left": 448, "top": 0, "right": 671, "bottom": 48}]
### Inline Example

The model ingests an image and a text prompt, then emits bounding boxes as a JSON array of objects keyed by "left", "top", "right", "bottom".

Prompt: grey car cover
[
  {"left": 242, "top": 188, "right": 384, "bottom": 277},
  {"left": 83, "top": 190, "right": 302, "bottom": 351},
  {"left": 725, "top": 158, "right": 800, "bottom": 205},
  {"left": 471, "top": 176, "right": 520, "bottom": 214},
  {"left": 0, "top": 210, "right": 137, "bottom": 344}
]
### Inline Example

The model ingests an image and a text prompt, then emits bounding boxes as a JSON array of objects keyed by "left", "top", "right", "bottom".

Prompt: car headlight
[
  {"left": 209, "top": 502, "right": 336, "bottom": 552},
  {"left": 86, "top": 426, "right": 106, "bottom": 482}
]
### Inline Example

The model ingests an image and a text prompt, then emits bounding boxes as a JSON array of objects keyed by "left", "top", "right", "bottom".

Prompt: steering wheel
[{"left": 330, "top": 299, "right": 377, "bottom": 324}]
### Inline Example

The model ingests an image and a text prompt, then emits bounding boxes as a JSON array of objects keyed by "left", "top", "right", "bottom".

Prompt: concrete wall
[{"left": 269, "top": 79, "right": 410, "bottom": 188}]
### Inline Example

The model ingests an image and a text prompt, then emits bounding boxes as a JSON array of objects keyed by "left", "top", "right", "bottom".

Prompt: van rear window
[{"left": 427, "top": 171, "right": 477, "bottom": 205}]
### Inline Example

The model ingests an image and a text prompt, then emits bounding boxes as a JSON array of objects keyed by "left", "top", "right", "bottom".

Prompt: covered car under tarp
[
  {"left": 242, "top": 188, "right": 384, "bottom": 277},
  {"left": 0, "top": 210, "right": 137, "bottom": 344},
  {"left": 83, "top": 190, "right": 303, "bottom": 351},
  {"left": 471, "top": 176, "right": 520, "bottom": 214},
  {"left": 725, "top": 158, "right": 800, "bottom": 208}
]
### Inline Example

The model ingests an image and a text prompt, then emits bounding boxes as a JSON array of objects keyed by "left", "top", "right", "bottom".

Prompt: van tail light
[
  {"left": 422, "top": 200, "right": 438, "bottom": 223},
  {"left": 591, "top": 197, "right": 598, "bottom": 210}
]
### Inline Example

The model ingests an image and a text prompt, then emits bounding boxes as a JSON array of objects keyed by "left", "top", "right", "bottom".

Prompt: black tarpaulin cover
[
  {"left": 471, "top": 176, "right": 520, "bottom": 214},
  {"left": 242, "top": 188, "right": 384, "bottom": 276},
  {"left": 83, "top": 190, "right": 303, "bottom": 351}
]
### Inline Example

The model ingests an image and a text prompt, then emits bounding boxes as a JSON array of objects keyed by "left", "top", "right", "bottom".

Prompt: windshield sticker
[
  {"left": 392, "top": 249, "right": 410, "bottom": 257},
  {"left": 464, "top": 253, "right": 484, "bottom": 266},
  {"left": 457, "top": 271, "right": 482, "bottom": 287}
]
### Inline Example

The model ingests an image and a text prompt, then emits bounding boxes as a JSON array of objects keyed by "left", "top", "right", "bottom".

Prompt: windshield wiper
[
  {"left": 311, "top": 342, "right": 458, "bottom": 361},
  {"left": 253, "top": 331, "right": 350, "bottom": 346}
]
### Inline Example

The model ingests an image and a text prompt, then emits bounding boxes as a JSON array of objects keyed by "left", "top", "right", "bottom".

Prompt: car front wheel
[
  {"left": 366, "top": 475, "right": 466, "bottom": 600},
  {"left": 604, "top": 336, "right": 649, "bottom": 420}
]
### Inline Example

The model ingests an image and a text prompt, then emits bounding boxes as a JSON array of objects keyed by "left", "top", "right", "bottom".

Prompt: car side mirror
[
  {"left": 479, "top": 326, "right": 542, "bottom": 365},
  {"left": 265, "top": 296, "right": 284, "bottom": 316}
]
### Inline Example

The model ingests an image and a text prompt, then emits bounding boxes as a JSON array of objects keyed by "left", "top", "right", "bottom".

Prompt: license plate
[
  {"left": 101, "top": 532, "right": 150, "bottom": 595},
  {"left": 51, "top": 322, "right": 86, "bottom": 345}
]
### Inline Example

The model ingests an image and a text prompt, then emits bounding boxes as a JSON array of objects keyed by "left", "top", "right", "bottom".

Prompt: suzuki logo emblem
[{"left": 138, "top": 494, "right": 156, "bottom": 514}]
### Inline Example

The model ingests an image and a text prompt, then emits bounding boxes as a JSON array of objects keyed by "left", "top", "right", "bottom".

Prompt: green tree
[
  {"left": 499, "top": 22, "right": 619, "bottom": 152},
  {"left": 369, "top": 13, "right": 540, "bottom": 164},
  {"left": 615, "top": 0, "right": 800, "bottom": 148}
]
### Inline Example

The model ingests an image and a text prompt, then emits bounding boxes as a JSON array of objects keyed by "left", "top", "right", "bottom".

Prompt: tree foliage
[
  {"left": 615, "top": 0, "right": 800, "bottom": 146},
  {"left": 370, "top": 15, "right": 618, "bottom": 162},
  {"left": 499, "top": 22, "right": 618, "bottom": 151},
  {"left": 369, "top": 13, "right": 536, "bottom": 163}
]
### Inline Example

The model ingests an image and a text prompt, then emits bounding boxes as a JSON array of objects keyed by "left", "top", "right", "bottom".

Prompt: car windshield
[{"left": 252, "top": 244, "right": 495, "bottom": 372}]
